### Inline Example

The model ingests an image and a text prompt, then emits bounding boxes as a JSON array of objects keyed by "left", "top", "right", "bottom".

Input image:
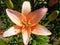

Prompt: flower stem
[{"left": 44, "top": 21, "right": 50, "bottom": 26}]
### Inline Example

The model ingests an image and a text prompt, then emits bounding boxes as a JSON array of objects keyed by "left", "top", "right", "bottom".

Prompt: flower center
[{"left": 25, "top": 22, "right": 31, "bottom": 28}]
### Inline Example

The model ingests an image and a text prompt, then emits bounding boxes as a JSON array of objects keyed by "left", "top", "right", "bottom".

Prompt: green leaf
[
  {"left": 0, "top": 39, "right": 9, "bottom": 45},
  {"left": 32, "top": 40, "right": 36, "bottom": 45}
]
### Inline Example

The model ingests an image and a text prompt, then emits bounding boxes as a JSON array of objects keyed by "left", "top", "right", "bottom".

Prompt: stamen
[{"left": 25, "top": 22, "right": 31, "bottom": 28}]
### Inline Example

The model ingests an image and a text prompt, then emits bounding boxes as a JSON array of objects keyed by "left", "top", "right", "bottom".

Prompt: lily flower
[{"left": 3, "top": 1, "right": 51, "bottom": 45}]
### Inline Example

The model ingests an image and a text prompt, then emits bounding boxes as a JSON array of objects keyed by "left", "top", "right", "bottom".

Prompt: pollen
[{"left": 25, "top": 22, "right": 31, "bottom": 28}]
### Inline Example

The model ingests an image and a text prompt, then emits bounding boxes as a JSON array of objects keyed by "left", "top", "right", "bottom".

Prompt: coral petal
[
  {"left": 6, "top": 9, "right": 22, "bottom": 26},
  {"left": 22, "top": 28, "right": 31, "bottom": 45},
  {"left": 27, "top": 8, "right": 48, "bottom": 26},
  {"left": 32, "top": 25, "right": 51, "bottom": 35},
  {"left": 3, "top": 25, "right": 21, "bottom": 37},
  {"left": 22, "top": 1, "right": 31, "bottom": 15}
]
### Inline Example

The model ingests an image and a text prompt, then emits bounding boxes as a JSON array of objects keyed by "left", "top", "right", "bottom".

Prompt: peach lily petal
[
  {"left": 22, "top": 1, "right": 31, "bottom": 15},
  {"left": 22, "top": 28, "right": 31, "bottom": 45},
  {"left": 3, "top": 25, "right": 21, "bottom": 37},
  {"left": 32, "top": 25, "right": 51, "bottom": 35},
  {"left": 27, "top": 8, "right": 48, "bottom": 26},
  {"left": 6, "top": 9, "right": 22, "bottom": 26}
]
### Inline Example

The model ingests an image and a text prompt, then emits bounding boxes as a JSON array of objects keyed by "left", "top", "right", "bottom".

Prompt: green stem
[{"left": 44, "top": 21, "right": 50, "bottom": 26}]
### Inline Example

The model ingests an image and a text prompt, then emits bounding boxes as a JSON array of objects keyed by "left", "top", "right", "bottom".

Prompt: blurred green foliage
[{"left": 0, "top": 0, "right": 59, "bottom": 45}]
